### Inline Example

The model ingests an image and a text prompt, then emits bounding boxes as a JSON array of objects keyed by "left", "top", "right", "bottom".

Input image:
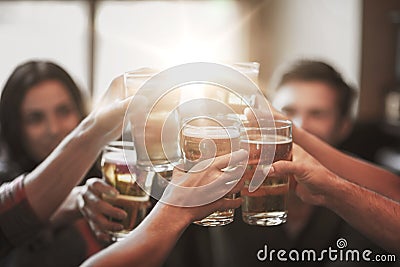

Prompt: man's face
[{"left": 272, "top": 80, "right": 346, "bottom": 146}]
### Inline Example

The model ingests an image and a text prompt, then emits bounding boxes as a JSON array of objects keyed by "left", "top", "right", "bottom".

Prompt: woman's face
[{"left": 21, "top": 80, "right": 81, "bottom": 162}]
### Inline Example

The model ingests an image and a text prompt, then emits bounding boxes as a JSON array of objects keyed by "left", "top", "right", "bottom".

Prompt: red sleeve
[
  {"left": 74, "top": 219, "right": 104, "bottom": 258},
  {"left": 0, "top": 175, "right": 44, "bottom": 255}
]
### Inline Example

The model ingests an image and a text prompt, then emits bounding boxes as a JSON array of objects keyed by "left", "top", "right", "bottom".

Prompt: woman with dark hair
[
  {"left": 0, "top": 60, "right": 88, "bottom": 178},
  {"left": 0, "top": 60, "right": 104, "bottom": 266}
]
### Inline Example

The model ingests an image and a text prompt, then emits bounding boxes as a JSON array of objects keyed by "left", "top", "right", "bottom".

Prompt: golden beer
[
  {"left": 181, "top": 117, "right": 240, "bottom": 226},
  {"left": 101, "top": 142, "right": 152, "bottom": 241},
  {"left": 182, "top": 127, "right": 240, "bottom": 164},
  {"left": 240, "top": 121, "right": 292, "bottom": 226}
]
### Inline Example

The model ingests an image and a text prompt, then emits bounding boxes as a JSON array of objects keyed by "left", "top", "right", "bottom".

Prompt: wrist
[
  {"left": 292, "top": 125, "right": 307, "bottom": 144},
  {"left": 76, "top": 116, "right": 110, "bottom": 149},
  {"left": 321, "top": 173, "right": 348, "bottom": 209},
  {"left": 152, "top": 202, "right": 192, "bottom": 232},
  {"left": 72, "top": 186, "right": 84, "bottom": 218}
]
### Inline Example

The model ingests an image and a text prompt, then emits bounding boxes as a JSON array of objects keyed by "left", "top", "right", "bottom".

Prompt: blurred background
[{"left": 0, "top": 0, "right": 399, "bottom": 172}]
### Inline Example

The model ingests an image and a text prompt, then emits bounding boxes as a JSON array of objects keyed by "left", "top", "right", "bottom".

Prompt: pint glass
[
  {"left": 181, "top": 115, "right": 240, "bottom": 226},
  {"left": 240, "top": 120, "right": 292, "bottom": 226},
  {"left": 101, "top": 141, "right": 153, "bottom": 241},
  {"left": 124, "top": 69, "right": 181, "bottom": 176}
]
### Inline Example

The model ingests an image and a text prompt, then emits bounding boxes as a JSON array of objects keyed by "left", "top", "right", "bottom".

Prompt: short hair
[
  {"left": 276, "top": 60, "right": 357, "bottom": 119},
  {"left": 0, "top": 60, "right": 87, "bottom": 172}
]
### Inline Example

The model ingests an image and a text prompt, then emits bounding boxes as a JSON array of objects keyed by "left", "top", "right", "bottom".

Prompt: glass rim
[
  {"left": 124, "top": 67, "right": 159, "bottom": 78},
  {"left": 181, "top": 115, "right": 241, "bottom": 128},
  {"left": 241, "top": 119, "right": 292, "bottom": 131},
  {"left": 183, "top": 124, "right": 240, "bottom": 130},
  {"left": 231, "top": 61, "right": 260, "bottom": 70},
  {"left": 105, "top": 141, "right": 135, "bottom": 150}
]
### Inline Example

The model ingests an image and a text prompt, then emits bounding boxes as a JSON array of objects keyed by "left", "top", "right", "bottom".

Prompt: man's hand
[
  {"left": 161, "top": 149, "right": 248, "bottom": 223},
  {"left": 267, "top": 144, "right": 338, "bottom": 206}
]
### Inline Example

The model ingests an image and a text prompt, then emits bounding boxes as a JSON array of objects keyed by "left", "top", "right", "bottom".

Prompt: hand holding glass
[
  {"left": 240, "top": 120, "right": 292, "bottom": 226},
  {"left": 181, "top": 116, "right": 240, "bottom": 226},
  {"left": 101, "top": 141, "right": 153, "bottom": 241}
]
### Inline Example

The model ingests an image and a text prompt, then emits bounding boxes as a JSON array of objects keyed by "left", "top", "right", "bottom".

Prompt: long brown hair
[{"left": 0, "top": 60, "right": 87, "bottom": 175}]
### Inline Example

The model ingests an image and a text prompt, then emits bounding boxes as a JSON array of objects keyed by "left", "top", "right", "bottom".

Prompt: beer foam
[
  {"left": 116, "top": 194, "right": 149, "bottom": 202},
  {"left": 183, "top": 127, "right": 240, "bottom": 139},
  {"left": 103, "top": 151, "right": 136, "bottom": 165},
  {"left": 241, "top": 135, "right": 292, "bottom": 145},
  {"left": 103, "top": 193, "right": 149, "bottom": 202}
]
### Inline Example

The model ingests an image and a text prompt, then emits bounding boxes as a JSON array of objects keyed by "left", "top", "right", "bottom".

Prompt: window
[
  {"left": 94, "top": 0, "right": 248, "bottom": 99},
  {"left": 0, "top": 1, "right": 89, "bottom": 95}
]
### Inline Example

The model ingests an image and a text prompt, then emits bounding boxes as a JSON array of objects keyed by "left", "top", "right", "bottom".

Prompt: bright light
[{"left": 95, "top": 0, "right": 263, "bottom": 97}]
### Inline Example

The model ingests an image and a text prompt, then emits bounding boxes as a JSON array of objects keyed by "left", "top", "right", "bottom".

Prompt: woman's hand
[
  {"left": 79, "top": 75, "right": 132, "bottom": 145},
  {"left": 77, "top": 178, "right": 127, "bottom": 243}
]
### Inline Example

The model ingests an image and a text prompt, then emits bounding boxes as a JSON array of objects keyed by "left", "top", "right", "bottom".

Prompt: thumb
[
  {"left": 104, "top": 95, "right": 133, "bottom": 121},
  {"left": 268, "top": 160, "right": 299, "bottom": 177}
]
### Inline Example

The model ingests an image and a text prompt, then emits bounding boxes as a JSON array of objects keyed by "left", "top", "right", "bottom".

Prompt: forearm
[
  {"left": 323, "top": 176, "right": 400, "bottom": 253},
  {"left": 82, "top": 148, "right": 247, "bottom": 266},
  {"left": 24, "top": 118, "right": 106, "bottom": 222},
  {"left": 82, "top": 202, "right": 191, "bottom": 267},
  {"left": 294, "top": 126, "right": 400, "bottom": 200}
]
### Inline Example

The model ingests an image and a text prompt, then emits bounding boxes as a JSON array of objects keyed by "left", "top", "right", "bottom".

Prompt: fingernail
[
  {"left": 106, "top": 189, "right": 119, "bottom": 197},
  {"left": 238, "top": 149, "right": 248, "bottom": 155},
  {"left": 265, "top": 166, "right": 274, "bottom": 175},
  {"left": 118, "top": 211, "right": 128, "bottom": 219}
]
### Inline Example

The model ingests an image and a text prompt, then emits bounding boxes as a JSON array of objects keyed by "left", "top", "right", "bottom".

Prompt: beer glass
[
  {"left": 240, "top": 120, "right": 292, "bottom": 226},
  {"left": 101, "top": 141, "right": 153, "bottom": 241},
  {"left": 181, "top": 115, "right": 240, "bottom": 226},
  {"left": 230, "top": 62, "right": 260, "bottom": 116},
  {"left": 124, "top": 69, "right": 181, "bottom": 176},
  {"left": 231, "top": 62, "right": 260, "bottom": 85}
]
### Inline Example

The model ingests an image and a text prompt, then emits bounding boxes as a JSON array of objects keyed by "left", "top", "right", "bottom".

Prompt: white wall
[
  {"left": 0, "top": 0, "right": 362, "bottom": 110},
  {"left": 0, "top": 2, "right": 89, "bottom": 95},
  {"left": 262, "top": 0, "right": 362, "bottom": 93},
  {"left": 94, "top": 1, "right": 249, "bottom": 100}
]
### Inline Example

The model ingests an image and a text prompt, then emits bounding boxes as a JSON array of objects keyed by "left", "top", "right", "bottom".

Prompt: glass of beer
[
  {"left": 180, "top": 115, "right": 240, "bottom": 226},
  {"left": 101, "top": 141, "right": 153, "bottom": 241},
  {"left": 124, "top": 68, "right": 181, "bottom": 175},
  {"left": 240, "top": 120, "right": 292, "bottom": 226}
]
